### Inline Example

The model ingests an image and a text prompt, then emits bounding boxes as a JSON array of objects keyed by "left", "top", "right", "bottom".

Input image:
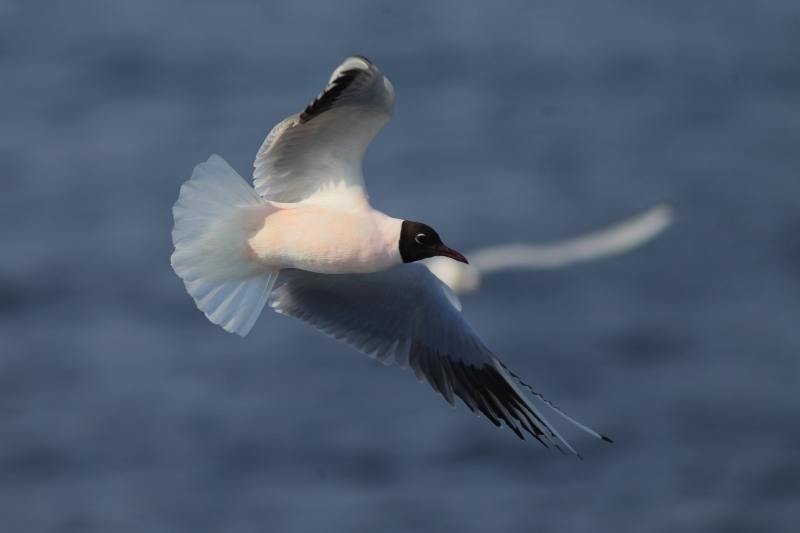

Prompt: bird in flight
[
  {"left": 423, "top": 203, "right": 673, "bottom": 295},
  {"left": 171, "top": 56, "right": 611, "bottom": 454}
]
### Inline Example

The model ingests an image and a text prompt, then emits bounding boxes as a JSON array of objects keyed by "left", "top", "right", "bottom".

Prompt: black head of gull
[{"left": 399, "top": 220, "right": 468, "bottom": 264}]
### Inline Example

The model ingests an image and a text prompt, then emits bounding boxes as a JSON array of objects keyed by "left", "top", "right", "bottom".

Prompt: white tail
[{"left": 171, "top": 155, "right": 278, "bottom": 336}]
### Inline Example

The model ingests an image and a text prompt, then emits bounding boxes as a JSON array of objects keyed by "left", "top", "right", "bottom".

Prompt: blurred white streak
[{"left": 422, "top": 203, "right": 674, "bottom": 295}]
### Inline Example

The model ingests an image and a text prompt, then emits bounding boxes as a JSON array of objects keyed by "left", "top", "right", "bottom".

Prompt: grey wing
[
  {"left": 268, "top": 264, "right": 610, "bottom": 452},
  {"left": 253, "top": 56, "right": 394, "bottom": 203}
]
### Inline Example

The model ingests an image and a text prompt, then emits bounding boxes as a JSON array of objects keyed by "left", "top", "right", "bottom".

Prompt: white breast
[{"left": 248, "top": 203, "right": 403, "bottom": 274}]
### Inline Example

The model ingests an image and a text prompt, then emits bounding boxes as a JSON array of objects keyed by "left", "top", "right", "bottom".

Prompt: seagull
[
  {"left": 171, "top": 56, "right": 611, "bottom": 453},
  {"left": 423, "top": 203, "right": 674, "bottom": 295}
]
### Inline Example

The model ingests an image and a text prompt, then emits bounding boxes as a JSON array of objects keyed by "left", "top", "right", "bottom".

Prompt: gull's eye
[{"left": 415, "top": 233, "right": 428, "bottom": 245}]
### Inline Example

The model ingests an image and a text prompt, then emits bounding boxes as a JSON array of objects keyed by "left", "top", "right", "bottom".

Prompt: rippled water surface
[{"left": 2, "top": 1, "right": 799, "bottom": 531}]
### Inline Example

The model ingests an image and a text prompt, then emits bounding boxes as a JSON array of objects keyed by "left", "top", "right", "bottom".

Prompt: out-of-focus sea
[{"left": 1, "top": 1, "right": 798, "bottom": 531}]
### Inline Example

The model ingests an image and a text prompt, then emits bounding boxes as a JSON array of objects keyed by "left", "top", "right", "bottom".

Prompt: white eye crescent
[{"left": 415, "top": 233, "right": 428, "bottom": 244}]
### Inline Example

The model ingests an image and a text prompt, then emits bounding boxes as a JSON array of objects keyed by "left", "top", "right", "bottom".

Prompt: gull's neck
[{"left": 372, "top": 211, "right": 404, "bottom": 265}]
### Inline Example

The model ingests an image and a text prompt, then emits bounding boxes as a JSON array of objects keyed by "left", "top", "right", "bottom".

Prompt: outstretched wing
[
  {"left": 268, "top": 264, "right": 610, "bottom": 452},
  {"left": 469, "top": 204, "right": 675, "bottom": 273},
  {"left": 253, "top": 56, "right": 394, "bottom": 204},
  {"left": 422, "top": 203, "right": 674, "bottom": 295}
]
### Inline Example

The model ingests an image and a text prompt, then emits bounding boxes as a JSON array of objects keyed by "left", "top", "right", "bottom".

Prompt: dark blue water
[{"left": 2, "top": 1, "right": 799, "bottom": 531}]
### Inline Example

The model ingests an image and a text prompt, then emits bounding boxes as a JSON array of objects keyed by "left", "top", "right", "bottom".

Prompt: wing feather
[
  {"left": 253, "top": 57, "right": 394, "bottom": 204},
  {"left": 268, "top": 265, "right": 609, "bottom": 451}
]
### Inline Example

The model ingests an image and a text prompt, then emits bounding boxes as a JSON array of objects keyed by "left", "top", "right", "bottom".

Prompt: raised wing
[
  {"left": 268, "top": 264, "right": 610, "bottom": 452},
  {"left": 253, "top": 56, "right": 394, "bottom": 204}
]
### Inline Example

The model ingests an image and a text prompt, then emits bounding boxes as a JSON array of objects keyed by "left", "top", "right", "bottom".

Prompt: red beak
[{"left": 435, "top": 245, "right": 469, "bottom": 264}]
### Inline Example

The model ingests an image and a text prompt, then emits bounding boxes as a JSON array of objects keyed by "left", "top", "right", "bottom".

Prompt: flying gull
[
  {"left": 171, "top": 56, "right": 612, "bottom": 454},
  {"left": 423, "top": 203, "right": 673, "bottom": 295}
]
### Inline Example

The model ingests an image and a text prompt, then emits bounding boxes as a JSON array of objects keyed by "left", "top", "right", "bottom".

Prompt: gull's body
[
  {"left": 171, "top": 56, "right": 612, "bottom": 453},
  {"left": 248, "top": 200, "right": 403, "bottom": 274}
]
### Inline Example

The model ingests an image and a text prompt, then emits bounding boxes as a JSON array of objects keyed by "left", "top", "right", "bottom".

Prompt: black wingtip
[
  {"left": 299, "top": 66, "right": 363, "bottom": 124},
  {"left": 601, "top": 435, "right": 614, "bottom": 443}
]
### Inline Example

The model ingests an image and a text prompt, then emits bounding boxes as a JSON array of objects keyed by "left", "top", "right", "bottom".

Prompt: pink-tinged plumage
[{"left": 248, "top": 201, "right": 403, "bottom": 274}]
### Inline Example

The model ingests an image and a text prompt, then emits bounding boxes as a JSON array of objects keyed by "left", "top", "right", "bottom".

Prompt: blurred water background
[{"left": 1, "top": 1, "right": 799, "bottom": 531}]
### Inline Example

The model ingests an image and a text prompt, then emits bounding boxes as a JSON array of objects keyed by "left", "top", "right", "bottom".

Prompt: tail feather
[
  {"left": 171, "top": 155, "right": 278, "bottom": 336},
  {"left": 181, "top": 155, "right": 264, "bottom": 208},
  {"left": 185, "top": 274, "right": 277, "bottom": 335}
]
